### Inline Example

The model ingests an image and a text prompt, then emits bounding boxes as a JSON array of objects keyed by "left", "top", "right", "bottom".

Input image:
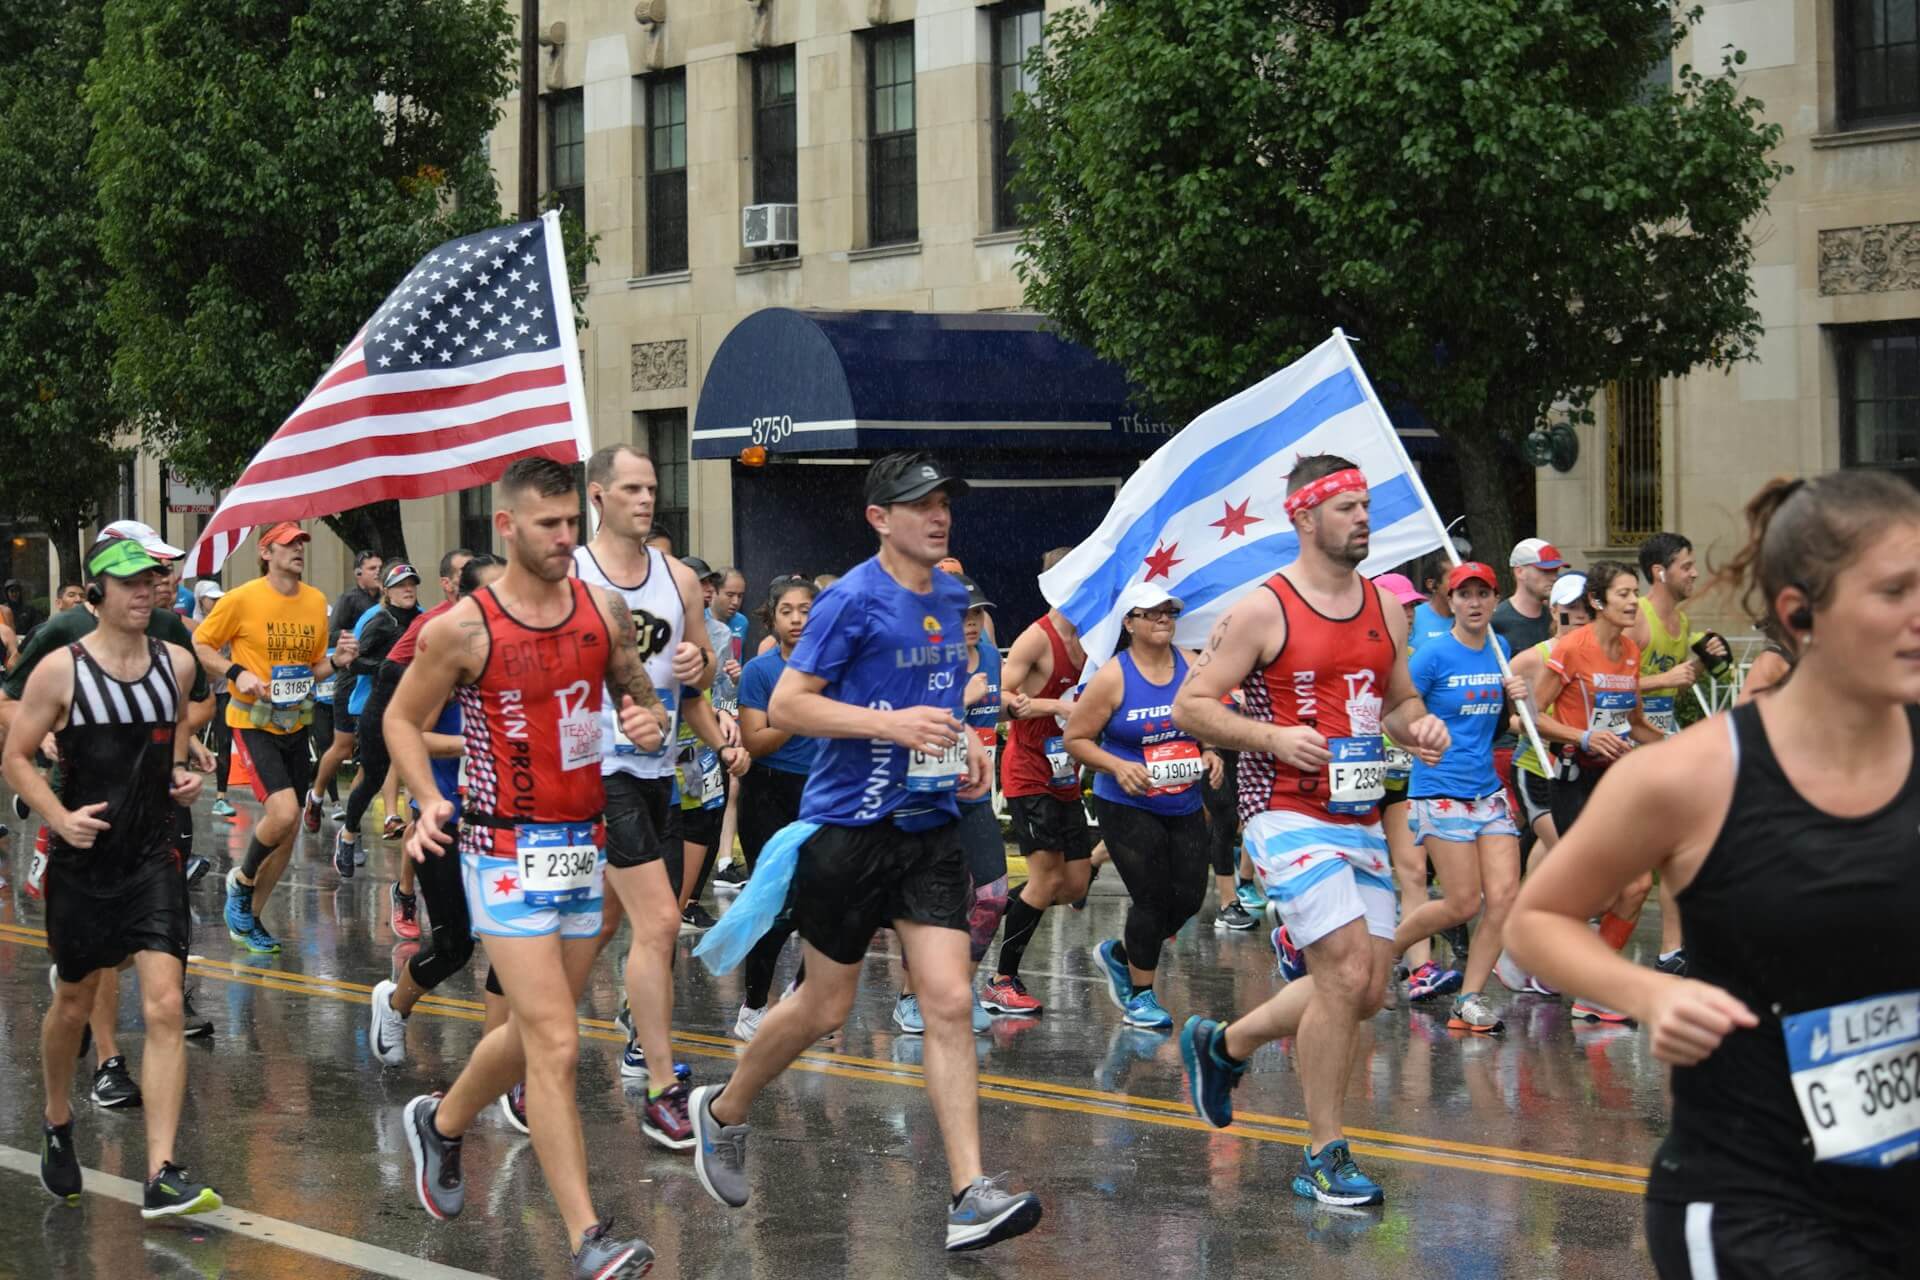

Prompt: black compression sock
[
  {"left": 996, "top": 896, "right": 1046, "bottom": 978},
  {"left": 239, "top": 835, "right": 273, "bottom": 880}
]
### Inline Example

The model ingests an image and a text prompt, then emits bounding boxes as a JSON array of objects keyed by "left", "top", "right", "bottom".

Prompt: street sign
[{"left": 166, "top": 470, "right": 216, "bottom": 514}]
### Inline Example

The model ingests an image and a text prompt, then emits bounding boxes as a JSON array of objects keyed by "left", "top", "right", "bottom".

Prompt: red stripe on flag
[
  {"left": 275, "top": 363, "right": 568, "bottom": 439},
  {"left": 229, "top": 402, "right": 575, "bottom": 486}
]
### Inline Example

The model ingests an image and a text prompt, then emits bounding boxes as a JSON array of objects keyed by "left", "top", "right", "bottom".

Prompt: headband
[{"left": 1283, "top": 468, "right": 1368, "bottom": 519}]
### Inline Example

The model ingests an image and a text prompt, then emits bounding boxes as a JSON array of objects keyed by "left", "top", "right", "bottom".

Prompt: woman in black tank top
[{"left": 1507, "top": 472, "right": 1920, "bottom": 1279}]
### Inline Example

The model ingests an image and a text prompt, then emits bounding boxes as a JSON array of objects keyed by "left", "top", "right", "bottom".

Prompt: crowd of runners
[{"left": 0, "top": 449, "right": 1911, "bottom": 1278}]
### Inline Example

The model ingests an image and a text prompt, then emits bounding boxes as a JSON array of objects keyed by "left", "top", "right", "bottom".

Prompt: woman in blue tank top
[{"left": 1064, "top": 586, "right": 1221, "bottom": 1030}]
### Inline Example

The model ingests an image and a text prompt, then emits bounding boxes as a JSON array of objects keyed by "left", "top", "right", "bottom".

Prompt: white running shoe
[
  {"left": 369, "top": 979, "right": 408, "bottom": 1066},
  {"left": 1493, "top": 951, "right": 1531, "bottom": 994},
  {"left": 733, "top": 1003, "right": 766, "bottom": 1043}
]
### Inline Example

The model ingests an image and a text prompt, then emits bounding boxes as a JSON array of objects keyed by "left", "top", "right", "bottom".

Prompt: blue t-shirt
[
  {"left": 739, "top": 648, "right": 821, "bottom": 776},
  {"left": 787, "top": 557, "right": 971, "bottom": 828},
  {"left": 346, "top": 607, "right": 380, "bottom": 715},
  {"left": 1407, "top": 630, "right": 1511, "bottom": 800},
  {"left": 962, "top": 638, "right": 1002, "bottom": 808},
  {"left": 1407, "top": 602, "right": 1454, "bottom": 655}
]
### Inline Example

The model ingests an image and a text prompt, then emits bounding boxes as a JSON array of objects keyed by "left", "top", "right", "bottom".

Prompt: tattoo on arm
[
  {"left": 1183, "top": 616, "right": 1231, "bottom": 684},
  {"left": 605, "top": 602, "right": 664, "bottom": 712}
]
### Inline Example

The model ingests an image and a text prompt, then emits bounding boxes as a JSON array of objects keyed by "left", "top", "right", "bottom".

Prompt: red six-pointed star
[
  {"left": 1210, "top": 497, "right": 1264, "bottom": 540},
  {"left": 1143, "top": 541, "right": 1183, "bottom": 582},
  {"left": 493, "top": 873, "right": 519, "bottom": 895}
]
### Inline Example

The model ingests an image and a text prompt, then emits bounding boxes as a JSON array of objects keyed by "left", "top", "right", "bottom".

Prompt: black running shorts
[
  {"left": 605, "top": 774, "right": 676, "bottom": 869},
  {"left": 1007, "top": 792, "right": 1093, "bottom": 861},
  {"left": 46, "top": 858, "right": 190, "bottom": 982},
  {"left": 1645, "top": 1197, "right": 1916, "bottom": 1280},
  {"left": 1516, "top": 768, "right": 1554, "bottom": 829},
  {"left": 333, "top": 703, "right": 360, "bottom": 736},
  {"left": 670, "top": 801, "right": 724, "bottom": 850},
  {"left": 237, "top": 726, "right": 315, "bottom": 801},
  {"left": 791, "top": 819, "right": 972, "bottom": 965}
]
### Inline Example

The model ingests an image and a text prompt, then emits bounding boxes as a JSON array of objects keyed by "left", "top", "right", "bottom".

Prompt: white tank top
[{"left": 573, "top": 543, "right": 684, "bottom": 780}]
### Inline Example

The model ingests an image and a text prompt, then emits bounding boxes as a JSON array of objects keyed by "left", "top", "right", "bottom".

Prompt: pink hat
[{"left": 1372, "top": 572, "right": 1426, "bottom": 607}]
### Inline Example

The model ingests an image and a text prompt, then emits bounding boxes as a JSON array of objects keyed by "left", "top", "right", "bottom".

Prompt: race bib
[
  {"left": 696, "top": 746, "right": 726, "bottom": 808},
  {"left": 1783, "top": 991, "right": 1920, "bottom": 1169},
  {"left": 907, "top": 733, "right": 968, "bottom": 794},
  {"left": 312, "top": 674, "right": 337, "bottom": 703},
  {"left": 1044, "top": 735, "right": 1075, "bottom": 788},
  {"left": 558, "top": 709, "right": 603, "bottom": 772},
  {"left": 514, "top": 822, "right": 603, "bottom": 908},
  {"left": 1642, "top": 693, "right": 1676, "bottom": 737},
  {"left": 269, "top": 663, "right": 313, "bottom": 707},
  {"left": 1591, "top": 690, "right": 1635, "bottom": 739},
  {"left": 1144, "top": 740, "right": 1205, "bottom": 796},
  {"left": 972, "top": 727, "right": 998, "bottom": 789},
  {"left": 1383, "top": 740, "right": 1414, "bottom": 782},
  {"left": 1326, "top": 736, "right": 1385, "bottom": 815}
]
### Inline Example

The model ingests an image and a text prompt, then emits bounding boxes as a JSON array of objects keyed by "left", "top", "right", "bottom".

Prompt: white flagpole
[{"left": 1331, "top": 328, "right": 1558, "bottom": 778}]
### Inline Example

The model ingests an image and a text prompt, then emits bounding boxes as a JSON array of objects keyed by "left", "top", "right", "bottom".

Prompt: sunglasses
[{"left": 1127, "top": 607, "right": 1180, "bottom": 622}]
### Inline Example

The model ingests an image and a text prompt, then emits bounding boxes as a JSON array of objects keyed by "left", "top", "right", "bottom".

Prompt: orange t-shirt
[
  {"left": 1547, "top": 625, "right": 1640, "bottom": 767},
  {"left": 193, "top": 576, "right": 329, "bottom": 733}
]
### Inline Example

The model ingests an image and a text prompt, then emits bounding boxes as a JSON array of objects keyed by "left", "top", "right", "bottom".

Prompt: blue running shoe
[
  {"left": 1271, "top": 925, "right": 1307, "bottom": 983},
  {"left": 970, "top": 993, "right": 992, "bottom": 1034},
  {"left": 1094, "top": 939, "right": 1132, "bottom": 1012},
  {"left": 224, "top": 871, "right": 256, "bottom": 941},
  {"left": 1292, "top": 1139, "right": 1385, "bottom": 1207},
  {"left": 1179, "top": 1016, "right": 1246, "bottom": 1129},
  {"left": 1235, "top": 879, "right": 1264, "bottom": 912},
  {"left": 210, "top": 797, "right": 237, "bottom": 819},
  {"left": 1123, "top": 989, "right": 1173, "bottom": 1030},
  {"left": 1406, "top": 962, "right": 1462, "bottom": 1003},
  {"left": 237, "top": 922, "right": 280, "bottom": 955},
  {"left": 892, "top": 994, "right": 925, "bottom": 1034}
]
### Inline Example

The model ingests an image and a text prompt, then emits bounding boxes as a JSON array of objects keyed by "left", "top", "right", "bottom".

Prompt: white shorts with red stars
[
  {"left": 460, "top": 841, "right": 606, "bottom": 941},
  {"left": 1243, "top": 809, "right": 1396, "bottom": 950}
]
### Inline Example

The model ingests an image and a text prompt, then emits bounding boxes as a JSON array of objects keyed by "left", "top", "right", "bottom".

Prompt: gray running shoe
[
  {"left": 571, "top": 1219, "right": 654, "bottom": 1278},
  {"left": 403, "top": 1094, "right": 464, "bottom": 1220},
  {"left": 946, "top": 1174, "right": 1043, "bottom": 1252},
  {"left": 689, "top": 1084, "right": 749, "bottom": 1208}
]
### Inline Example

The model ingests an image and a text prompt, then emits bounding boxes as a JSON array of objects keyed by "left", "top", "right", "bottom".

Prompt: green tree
[
  {"left": 0, "top": 2, "right": 126, "bottom": 589},
  {"left": 1015, "top": 0, "right": 1785, "bottom": 566},
  {"left": 86, "top": 0, "right": 520, "bottom": 562}
]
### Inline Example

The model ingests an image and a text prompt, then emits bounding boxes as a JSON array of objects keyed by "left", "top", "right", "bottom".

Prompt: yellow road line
[{"left": 0, "top": 920, "right": 1647, "bottom": 1194}]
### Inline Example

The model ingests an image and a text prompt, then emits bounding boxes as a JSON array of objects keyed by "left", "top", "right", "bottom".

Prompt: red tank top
[
  {"left": 1002, "top": 613, "right": 1085, "bottom": 800},
  {"left": 457, "top": 580, "right": 612, "bottom": 843},
  {"left": 1238, "top": 573, "right": 1397, "bottom": 825}
]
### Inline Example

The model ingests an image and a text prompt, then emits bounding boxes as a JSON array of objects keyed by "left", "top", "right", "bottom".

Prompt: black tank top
[
  {"left": 51, "top": 638, "right": 181, "bottom": 888},
  {"left": 1649, "top": 701, "right": 1920, "bottom": 1240}
]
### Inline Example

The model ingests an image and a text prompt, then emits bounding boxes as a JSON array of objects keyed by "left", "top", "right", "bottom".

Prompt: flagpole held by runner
[{"left": 1331, "top": 328, "right": 1558, "bottom": 780}]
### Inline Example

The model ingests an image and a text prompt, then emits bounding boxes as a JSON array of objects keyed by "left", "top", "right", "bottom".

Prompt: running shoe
[
  {"left": 1524, "top": 975, "right": 1560, "bottom": 998},
  {"left": 615, "top": 997, "right": 634, "bottom": 1043},
  {"left": 370, "top": 979, "right": 408, "bottom": 1066},
  {"left": 979, "top": 975, "right": 1042, "bottom": 1016},
  {"left": 713, "top": 862, "right": 747, "bottom": 886},
  {"left": 1493, "top": 951, "right": 1531, "bottom": 993},
  {"left": 689, "top": 1084, "right": 750, "bottom": 1208},
  {"left": 681, "top": 903, "right": 717, "bottom": 933},
  {"left": 41, "top": 1120, "right": 81, "bottom": 1201},
  {"left": 641, "top": 1080, "right": 696, "bottom": 1152},
  {"left": 183, "top": 855, "right": 210, "bottom": 887},
  {"left": 391, "top": 886, "right": 421, "bottom": 941},
  {"left": 1179, "top": 1016, "right": 1246, "bottom": 1128},
  {"left": 1655, "top": 949, "right": 1688, "bottom": 977},
  {"left": 383, "top": 815, "right": 406, "bottom": 841},
  {"left": 1070, "top": 862, "right": 1102, "bottom": 911},
  {"left": 403, "top": 1094, "right": 465, "bottom": 1219},
  {"left": 620, "top": 1036, "right": 649, "bottom": 1081},
  {"left": 183, "top": 987, "right": 214, "bottom": 1040},
  {"left": 1571, "top": 999, "right": 1635, "bottom": 1025},
  {"left": 1447, "top": 992, "right": 1505, "bottom": 1035},
  {"left": 1213, "top": 902, "right": 1257, "bottom": 931},
  {"left": 332, "top": 830, "right": 357, "bottom": 880},
  {"left": 892, "top": 994, "right": 925, "bottom": 1034},
  {"left": 210, "top": 797, "right": 237, "bottom": 819},
  {"left": 328, "top": 805, "right": 346, "bottom": 823},
  {"left": 499, "top": 1083, "right": 529, "bottom": 1135},
  {"left": 732, "top": 1004, "right": 765, "bottom": 1043},
  {"left": 1123, "top": 989, "right": 1173, "bottom": 1030},
  {"left": 1271, "top": 925, "right": 1307, "bottom": 983},
  {"left": 355, "top": 841, "right": 368, "bottom": 866},
  {"left": 972, "top": 992, "right": 992, "bottom": 1034},
  {"left": 570, "top": 1220, "right": 654, "bottom": 1279},
  {"left": 235, "top": 922, "right": 281, "bottom": 955},
  {"left": 1235, "top": 879, "right": 1265, "bottom": 912},
  {"left": 1406, "top": 962, "right": 1462, "bottom": 1003},
  {"left": 141, "top": 1162, "right": 221, "bottom": 1220},
  {"left": 302, "top": 792, "right": 322, "bottom": 833},
  {"left": 945, "top": 1174, "right": 1043, "bottom": 1252},
  {"left": 91, "top": 1056, "right": 142, "bottom": 1108},
  {"left": 1292, "top": 1139, "right": 1385, "bottom": 1207},
  {"left": 223, "top": 869, "right": 255, "bottom": 939},
  {"left": 1094, "top": 939, "right": 1132, "bottom": 1011}
]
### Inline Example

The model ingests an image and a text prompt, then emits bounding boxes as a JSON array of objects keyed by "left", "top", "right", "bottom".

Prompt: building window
[
  {"left": 1838, "top": 0, "right": 1920, "bottom": 127},
  {"left": 646, "top": 72, "right": 689, "bottom": 275},
  {"left": 754, "top": 50, "right": 798, "bottom": 205},
  {"left": 547, "top": 90, "right": 586, "bottom": 228},
  {"left": 459, "top": 484, "right": 494, "bottom": 554},
  {"left": 1605, "top": 378, "right": 1662, "bottom": 545},
  {"left": 867, "top": 25, "right": 917, "bottom": 246},
  {"left": 993, "top": 4, "right": 1044, "bottom": 230},
  {"left": 1839, "top": 323, "right": 1920, "bottom": 474},
  {"left": 634, "top": 409, "right": 690, "bottom": 551}
]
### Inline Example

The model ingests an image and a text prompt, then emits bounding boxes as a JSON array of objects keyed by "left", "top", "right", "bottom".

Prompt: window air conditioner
[{"left": 742, "top": 203, "right": 799, "bottom": 249}]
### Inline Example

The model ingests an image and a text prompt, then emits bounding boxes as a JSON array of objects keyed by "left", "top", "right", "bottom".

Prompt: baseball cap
[
  {"left": 102, "top": 519, "right": 186, "bottom": 560},
  {"left": 1117, "top": 581, "right": 1183, "bottom": 616},
  {"left": 680, "top": 556, "right": 719, "bottom": 583},
  {"left": 85, "top": 533, "right": 166, "bottom": 580},
  {"left": 1372, "top": 572, "right": 1426, "bottom": 607},
  {"left": 1446, "top": 561, "right": 1499, "bottom": 594},
  {"left": 259, "top": 521, "right": 311, "bottom": 550},
  {"left": 1549, "top": 573, "right": 1589, "bottom": 608},
  {"left": 954, "top": 573, "right": 994, "bottom": 611},
  {"left": 1509, "top": 538, "right": 1565, "bottom": 571},
  {"left": 864, "top": 452, "right": 970, "bottom": 508},
  {"left": 193, "top": 579, "right": 225, "bottom": 604},
  {"left": 383, "top": 562, "right": 421, "bottom": 589}
]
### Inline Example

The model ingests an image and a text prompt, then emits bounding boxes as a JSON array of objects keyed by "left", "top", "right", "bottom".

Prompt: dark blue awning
[{"left": 692, "top": 309, "right": 1171, "bottom": 459}]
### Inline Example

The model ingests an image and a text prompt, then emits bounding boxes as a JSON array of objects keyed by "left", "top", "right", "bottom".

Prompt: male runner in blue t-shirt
[{"left": 689, "top": 452, "right": 1043, "bottom": 1255}]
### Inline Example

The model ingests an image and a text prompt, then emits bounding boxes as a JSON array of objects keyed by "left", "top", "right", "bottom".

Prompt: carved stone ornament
[
  {"left": 1818, "top": 222, "right": 1920, "bottom": 296},
  {"left": 632, "top": 339, "right": 689, "bottom": 390},
  {"left": 868, "top": 0, "right": 890, "bottom": 27}
]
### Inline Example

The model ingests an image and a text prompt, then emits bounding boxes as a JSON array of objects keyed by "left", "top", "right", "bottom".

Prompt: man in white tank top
[{"left": 574, "top": 444, "right": 745, "bottom": 1150}]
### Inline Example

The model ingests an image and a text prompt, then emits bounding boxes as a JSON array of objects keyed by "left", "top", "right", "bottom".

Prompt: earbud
[{"left": 85, "top": 580, "right": 104, "bottom": 607}]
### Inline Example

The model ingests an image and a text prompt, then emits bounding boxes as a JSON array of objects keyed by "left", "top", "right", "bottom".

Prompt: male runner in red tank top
[
  {"left": 1174, "top": 455, "right": 1449, "bottom": 1209},
  {"left": 982, "top": 548, "right": 1094, "bottom": 1015},
  {"left": 384, "top": 457, "right": 671, "bottom": 1279}
]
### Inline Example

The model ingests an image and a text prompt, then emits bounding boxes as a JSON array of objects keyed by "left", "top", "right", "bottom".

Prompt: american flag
[{"left": 184, "top": 212, "right": 590, "bottom": 575}]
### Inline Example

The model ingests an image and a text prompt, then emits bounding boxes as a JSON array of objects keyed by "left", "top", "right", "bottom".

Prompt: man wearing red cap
[{"left": 193, "top": 522, "right": 354, "bottom": 955}]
